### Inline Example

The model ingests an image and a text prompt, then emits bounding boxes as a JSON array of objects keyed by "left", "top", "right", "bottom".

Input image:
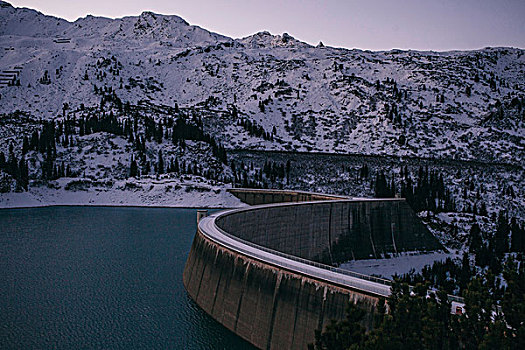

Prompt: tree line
[
  {"left": 0, "top": 95, "right": 231, "bottom": 190},
  {"left": 311, "top": 256, "right": 524, "bottom": 350},
  {"left": 373, "top": 166, "right": 456, "bottom": 213}
]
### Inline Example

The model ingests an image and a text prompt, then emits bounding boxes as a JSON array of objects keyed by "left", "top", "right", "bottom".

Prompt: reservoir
[{"left": 0, "top": 206, "right": 256, "bottom": 349}]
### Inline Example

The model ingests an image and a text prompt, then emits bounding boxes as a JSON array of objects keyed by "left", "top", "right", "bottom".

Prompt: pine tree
[
  {"left": 6, "top": 143, "right": 17, "bottom": 176},
  {"left": 510, "top": 218, "right": 524, "bottom": 252},
  {"left": 374, "top": 172, "right": 389, "bottom": 198},
  {"left": 0, "top": 151, "right": 5, "bottom": 169},
  {"left": 142, "top": 161, "right": 150, "bottom": 176},
  {"left": 22, "top": 136, "right": 29, "bottom": 154},
  {"left": 157, "top": 150, "right": 164, "bottom": 175},
  {"left": 129, "top": 156, "right": 138, "bottom": 178},
  {"left": 309, "top": 302, "right": 367, "bottom": 350},
  {"left": 501, "top": 258, "right": 525, "bottom": 348},
  {"left": 461, "top": 275, "right": 496, "bottom": 348},
  {"left": 459, "top": 252, "right": 471, "bottom": 292},
  {"left": 468, "top": 223, "right": 483, "bottom": 254},
  {"left": 493, "top": 211, "right": 510, "bottom": 258},
  {"left": 310, "top": 256, "right": 524, "bottom": 349}
]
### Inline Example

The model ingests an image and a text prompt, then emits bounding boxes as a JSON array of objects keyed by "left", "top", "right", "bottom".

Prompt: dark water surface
[{"left": 0, "top": 207, "right": 256, "bottom": 350}]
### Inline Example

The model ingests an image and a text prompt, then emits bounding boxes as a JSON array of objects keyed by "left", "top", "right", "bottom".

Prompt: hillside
[
  {"left": 0, "top": 1, "right": 523, "bottom": 249},
  {"left": 1, "top": 1, "right": 523, "bottom": 163}
]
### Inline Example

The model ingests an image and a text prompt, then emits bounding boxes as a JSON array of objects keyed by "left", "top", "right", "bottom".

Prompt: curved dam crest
[
  {"left": 183, "top": 189, "right": 443, "bottom": 350},
  {"left": 216, "top": 196, "right": 440, "bottom": 262}
]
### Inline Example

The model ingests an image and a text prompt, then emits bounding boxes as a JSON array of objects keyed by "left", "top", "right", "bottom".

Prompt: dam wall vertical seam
[
  {"left": 210, "top": 249, "right": 223, "bottom": 316},
  {"left": 233, "top": 263, "right": 250, "bottom": 332},
  {"left": 289, "top": 280, "right": 302, "bottom": 348},
  {"left": 266, "top": 273, "right": 282, "bottom": 350}
]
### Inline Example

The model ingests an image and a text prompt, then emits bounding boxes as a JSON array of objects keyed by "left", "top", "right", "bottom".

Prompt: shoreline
[
  {"left": 0, "top": 203, "right": 238, "bottom": 210},
  {"left": 0, "top": 182, "right": 247, "bottom": 210}
]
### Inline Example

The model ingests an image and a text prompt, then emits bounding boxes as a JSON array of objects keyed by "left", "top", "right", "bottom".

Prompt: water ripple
[{"left": 0, "top": 207, "right": 256, "bottom": 350}]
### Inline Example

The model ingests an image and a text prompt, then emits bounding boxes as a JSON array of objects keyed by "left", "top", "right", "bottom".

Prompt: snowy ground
[
  {"left": 1, "top": 2, "right": 524, "bottom": 165},
  {"left": 0, "top": 177, "right": 246, "bottom": 208},
  {"left": 339, "top": 251, "right": 459, "bottom": 279}
]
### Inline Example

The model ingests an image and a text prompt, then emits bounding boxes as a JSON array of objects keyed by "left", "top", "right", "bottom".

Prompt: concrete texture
[
  {"left": 216, "top": 199, "right": 441, "bottom": 263},
  {"left": 227, "top": 188, "right": 348, "bottom": 205},
  {"left": 183, "top": 229, "right": 379, "bottom": 350},
  {"left": 183, "top": 190, "right": 442, "bottom": 349}
]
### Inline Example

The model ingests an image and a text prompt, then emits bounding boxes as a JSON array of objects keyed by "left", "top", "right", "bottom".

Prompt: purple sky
[{"left": 8, "top": 0, "right": 525, "bottom": 51}]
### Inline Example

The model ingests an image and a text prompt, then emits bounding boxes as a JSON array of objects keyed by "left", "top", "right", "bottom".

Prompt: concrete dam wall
[
  {"left": 227, "top": 188, "right": 349, "bottom": 205},
  {"left": 183, "top": 229, "right": 380, "bottom": 350},
  {"left": 218, "top": 197, "right": 441, "bottom": 262},
  {"left": 183, "top": 190, "right": 442, "bottom": 350}
]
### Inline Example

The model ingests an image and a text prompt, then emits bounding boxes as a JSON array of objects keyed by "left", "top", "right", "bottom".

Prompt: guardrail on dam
[{"left": 183, "top": 189, "right": 443, "bottom": 350}]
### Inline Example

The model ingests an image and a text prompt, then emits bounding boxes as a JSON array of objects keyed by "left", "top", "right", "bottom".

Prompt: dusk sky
[{"left": 8, "top": 0, "right": 525, "bottom": 51}]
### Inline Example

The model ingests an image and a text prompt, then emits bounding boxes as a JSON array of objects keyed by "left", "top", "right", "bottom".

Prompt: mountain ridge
[
  {"left": 0, "top": 1, "right": 523, "bottom": 236},
  {"left": 0, "top": 0, "right": 524, "bottom": 165},
  {"left": 5, "top": 1, "right": 521, "bottom": 52}
]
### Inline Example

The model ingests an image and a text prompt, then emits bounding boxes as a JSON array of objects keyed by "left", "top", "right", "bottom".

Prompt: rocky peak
[{"left": 239, "top": 30, "right": 310, "bottom": 49}]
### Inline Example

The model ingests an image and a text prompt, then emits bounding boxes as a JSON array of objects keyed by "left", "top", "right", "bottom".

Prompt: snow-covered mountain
[
  {"left": 0, "top": 1, "right": 524, "bottom": 255},
  {"left": 1, "top": 0, "right": 523, "bottom": 164}
]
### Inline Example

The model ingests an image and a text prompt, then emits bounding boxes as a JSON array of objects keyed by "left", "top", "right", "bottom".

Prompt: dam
[{"left": 183, "top": 189, "right": 443, "bottom": 350}]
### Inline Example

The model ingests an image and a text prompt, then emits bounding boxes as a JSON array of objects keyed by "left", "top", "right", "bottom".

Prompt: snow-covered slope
[
  {"left": 1, "top": 0, "right": 524, "bottom": 164},
  {"left": 0, "top": 0, "right": 524, "bottom": 261}
]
